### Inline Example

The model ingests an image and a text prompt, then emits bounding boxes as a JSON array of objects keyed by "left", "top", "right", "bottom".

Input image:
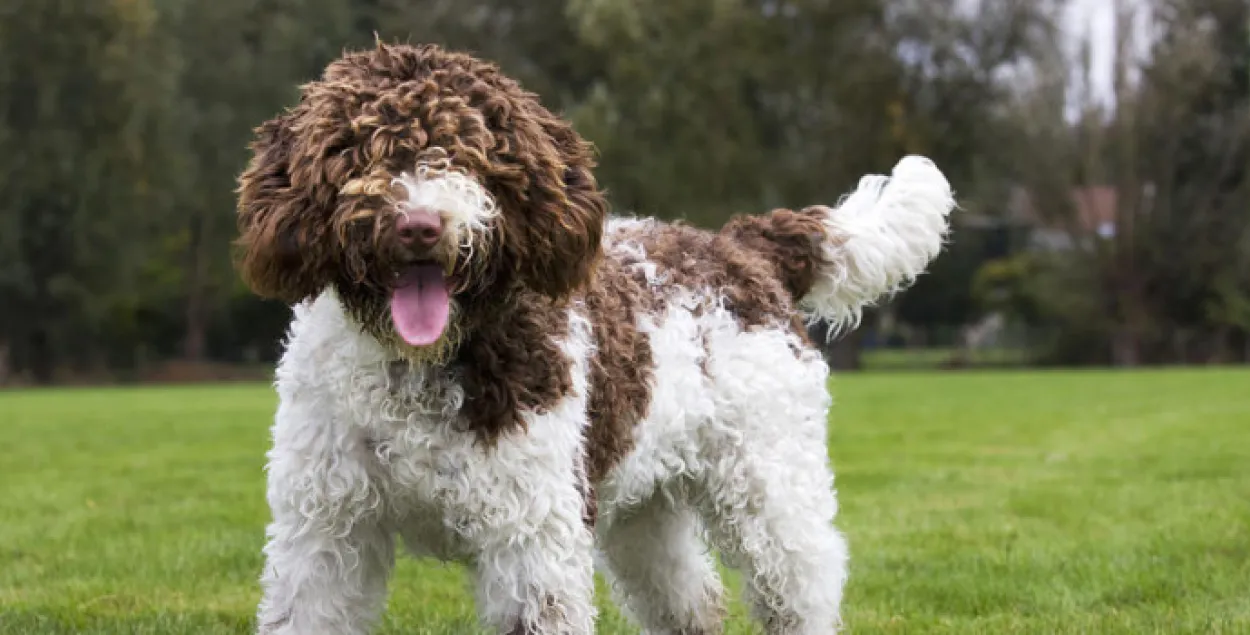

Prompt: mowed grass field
[{"left": 2, "top": 369, "right": 1248, "bottom": 634}]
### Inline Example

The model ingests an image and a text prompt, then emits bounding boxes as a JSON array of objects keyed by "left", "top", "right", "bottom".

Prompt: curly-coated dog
[{"left": 237, "top": 42, "right": 955, "bottom": 635}]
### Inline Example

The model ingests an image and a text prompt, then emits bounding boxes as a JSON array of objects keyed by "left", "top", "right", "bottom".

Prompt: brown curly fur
[
  {"left": 236, "top": 42, "right": 605, "bottom": 308},
  {"left": 610, "top": 210, "right": 830, "bottom": 342},
  {"left": 581, "top": 254, "right": 657, "bottom": 483},
  {"left": 235, "top": 42, "right": 833, "bottom": 492},
  {"left": 721, "top": 207, "right": 832, "bottom": 301}
]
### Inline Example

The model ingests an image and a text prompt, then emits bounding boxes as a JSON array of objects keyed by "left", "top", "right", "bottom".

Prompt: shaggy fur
[{"left": 238, "top": 42, "right": 956, "bottom": 635}]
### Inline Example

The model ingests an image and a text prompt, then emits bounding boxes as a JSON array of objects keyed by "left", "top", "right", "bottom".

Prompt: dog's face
[{"left": 235, "top": 43, "right": 607, "bottom": 361}]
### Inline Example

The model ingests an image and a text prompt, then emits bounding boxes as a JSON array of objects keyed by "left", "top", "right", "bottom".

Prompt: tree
[
  {"left": 164, "top": 0, "right": 367, "bottom": 362},
  {"left": 564, "top": 0, "right": 899, "bottom": 225},
  {"left": 888, "top": 0, "right": 1063, "bottom": 335},
  {"left": 1006, "top": 0, "right": 1250, "bottom": 364},
  {"left": 0, "top": 0, "right": 179, "bottom": 381}
]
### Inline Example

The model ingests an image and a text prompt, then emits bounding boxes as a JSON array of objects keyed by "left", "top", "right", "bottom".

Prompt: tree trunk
[
  {"left": 0, "top": 340, "right": 10, "bottom": 386},
  {"left": 183, "top": 216, "right": 208, "bottom": 362},
  {"left": 1111, "top": 326, "right": 1142, "bottom": 367},
  {"left": 1210, "top": 327, "right": 1232, "bottom": 364},
  {"left": 184, "top": 290, "right": 207, "bottom": 361},
  {"left": 827, "top": 328, "right": 865, "bottom": 371},
  {"left": 1108, "top": 266, "right": 1148, "bottom": 367},
  {"left": 29, "top": 329, "right": 54, "bottom": 385}
]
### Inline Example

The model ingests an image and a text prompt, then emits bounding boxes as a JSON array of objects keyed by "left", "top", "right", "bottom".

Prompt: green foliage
[
  {"left": 971, "top": 255, "right": 1038, "bottom": 321},
  {"left": 997, "top": 0, "right": 1250, "bottom": 365},
  {"left": 895, "top": 224, "right": 1013, "bottom": 327},
  {"left": 0, "top": 0, "right": 1245, "bottom": 378},
  {"left": 0, "top": 0, "right": 181, "bottom": 378},
  {"left": 567, "top": 0, "right": 899, "bottom": 223},
  {"left": 3, "top": 371, "right": 1250, "bottom": 632}
]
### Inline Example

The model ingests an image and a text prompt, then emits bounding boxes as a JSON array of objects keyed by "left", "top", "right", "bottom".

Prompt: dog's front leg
[
  {"left": 257, "top": 518, "right": 393, "bottom": 635},
  {"left": 469, "top": 479, "right": 597, "bottom": 635},
  {"left": 255, "top": 399, "right": 394, "bottom": 635}
]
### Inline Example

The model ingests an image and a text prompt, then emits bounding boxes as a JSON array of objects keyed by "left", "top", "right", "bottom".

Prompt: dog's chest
[
  {"left": 357, "top": 362, "right": 505, "bottom": 546},
  {"left": 368, "top": 421, "right": 482, "bottom": 559},
  {"left": 361, "top": 363, "right": 475, "bottom": 497}
]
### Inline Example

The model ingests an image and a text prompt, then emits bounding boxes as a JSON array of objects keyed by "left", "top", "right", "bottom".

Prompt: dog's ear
[
  {"left": 497, "top": 121, "right": 608, "bottom": 300},
  {"left": 235, "top": 111, "right": 338, "bottom": 304}
]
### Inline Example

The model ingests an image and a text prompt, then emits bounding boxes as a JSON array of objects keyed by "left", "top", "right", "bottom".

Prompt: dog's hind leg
[
  {"left": 598, "top": 494, "right": 726, "bottom": 634},
  {"left": 695, "top": 424, "right": 849, "bottom": 635},
  {"left": 696, "top": 417, "right": 850, "bottom": 635},
  {"left": 693, "top": 328, "right": 850, "bottom": 634}
]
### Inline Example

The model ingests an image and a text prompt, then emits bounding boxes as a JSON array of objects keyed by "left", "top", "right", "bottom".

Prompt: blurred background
[{"left": 0, "top": 0, "right": 1246, "bottom": 385}]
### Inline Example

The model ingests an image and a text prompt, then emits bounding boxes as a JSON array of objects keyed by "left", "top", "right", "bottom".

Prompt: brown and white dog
[{"left": 238, "top": 42, "right": 955, "bottom": 635}]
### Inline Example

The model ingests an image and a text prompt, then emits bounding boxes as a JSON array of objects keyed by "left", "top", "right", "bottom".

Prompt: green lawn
[{"left": 2, "top": 369, "right": 1248, "bottom": 634}]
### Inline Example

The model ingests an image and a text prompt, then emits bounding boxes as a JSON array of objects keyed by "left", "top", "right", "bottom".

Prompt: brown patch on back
[
  {"left": 720, "top": 207, "right": 831, "bottom": 301},
  {"left": 620, "top": 220, "right": 800, "bottom": 331},
  {"left": 575, "top": 213, "right": 829, "bottom": 483},
  {"left": 720, "top": 207, "right": 834, "bottom": 346}
]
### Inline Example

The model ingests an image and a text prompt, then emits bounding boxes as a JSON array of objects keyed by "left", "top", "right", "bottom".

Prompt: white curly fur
[
  {"left": 801, "top": 155, "right": 957, "bottom": 336},
  {"left": 393, "top": 162, "right": 498, "bottom": 252},
  {"left": 255, "top": 155, "right": 954, "bottom": 635}
]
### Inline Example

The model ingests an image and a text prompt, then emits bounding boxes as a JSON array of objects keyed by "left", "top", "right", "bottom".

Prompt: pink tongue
[{"left": 389, "top": 264, "right": 450, "bottom": 347}]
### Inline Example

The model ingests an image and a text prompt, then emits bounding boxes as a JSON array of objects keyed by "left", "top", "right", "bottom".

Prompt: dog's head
[{"left": 235, "top": 43, "right": 607, "bottom": 361}]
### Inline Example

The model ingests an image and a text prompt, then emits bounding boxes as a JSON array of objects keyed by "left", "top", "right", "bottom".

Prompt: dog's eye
[
  {"left": 563, "top": 167, "right": 581, "bottom": 188},
  {"left": 279, "top": 227, "right": 302, "bottom": 255}
]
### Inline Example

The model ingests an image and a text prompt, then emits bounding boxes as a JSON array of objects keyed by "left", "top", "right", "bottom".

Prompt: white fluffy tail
[{"left": 799, "top": 155, "right": 956, "bottom": 336}]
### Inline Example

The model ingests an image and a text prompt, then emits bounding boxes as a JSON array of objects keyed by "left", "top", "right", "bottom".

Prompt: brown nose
[{"left": 396, "top": 209, "right": 443, "bottom": 248}]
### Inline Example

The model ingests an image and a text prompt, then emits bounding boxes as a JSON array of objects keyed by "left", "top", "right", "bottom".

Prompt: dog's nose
[{"left": 396, "top": 209, "right": 443, "bottom": 248}]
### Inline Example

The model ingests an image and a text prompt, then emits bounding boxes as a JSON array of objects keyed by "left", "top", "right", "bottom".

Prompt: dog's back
[{"left": 578, "top": 156, "right": 954, "bottom": 486}]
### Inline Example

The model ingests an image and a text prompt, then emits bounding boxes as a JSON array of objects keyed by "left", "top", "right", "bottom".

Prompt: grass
[
  {"left": 861, "top": 347, "right": 1032, "bottom": 370},
  {"left": 2, "top": 368, "right": 1248, "bottom": 634}
]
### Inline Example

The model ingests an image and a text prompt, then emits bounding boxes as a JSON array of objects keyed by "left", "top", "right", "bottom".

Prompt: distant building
[{"left": 985, "top": 183, "right": 1155, "bottom": 252}]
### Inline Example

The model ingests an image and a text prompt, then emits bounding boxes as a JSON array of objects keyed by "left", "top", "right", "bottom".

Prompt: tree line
[{"left": 0, "top": 0, "right": 1246, "bottom": 383}]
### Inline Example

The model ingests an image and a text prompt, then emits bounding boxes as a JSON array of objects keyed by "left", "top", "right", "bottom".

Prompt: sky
[
  {"left": 1065, "top": 0, "right": 1118, "bottom": 107},
  {"left": 939, "top": 0, "right": 1148, "bottom": 117},
  {"left": 1062, "top": 0, "right": 1151, "bottom": 113}
]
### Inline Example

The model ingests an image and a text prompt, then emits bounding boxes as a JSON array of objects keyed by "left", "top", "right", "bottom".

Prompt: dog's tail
[{"left": 722, "top": 155, "right": 956, "bottom": 337}]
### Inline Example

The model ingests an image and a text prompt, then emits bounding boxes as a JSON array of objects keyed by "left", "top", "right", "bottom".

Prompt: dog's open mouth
[{"left": 390, "top": 262, "right": 450, "bottom": 346}]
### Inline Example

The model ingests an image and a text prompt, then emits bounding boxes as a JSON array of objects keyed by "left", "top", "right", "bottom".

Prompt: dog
[{"left": 236, "top": 42, "right": 955, "bottom": 635}]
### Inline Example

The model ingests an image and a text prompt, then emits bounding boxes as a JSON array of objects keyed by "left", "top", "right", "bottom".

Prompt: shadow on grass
[
  {"left": 0, "top": 609, "right": 251, "bottom": 635},
  {"left": 0, "top": 609, "right": 487, "bottom": 635}
]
